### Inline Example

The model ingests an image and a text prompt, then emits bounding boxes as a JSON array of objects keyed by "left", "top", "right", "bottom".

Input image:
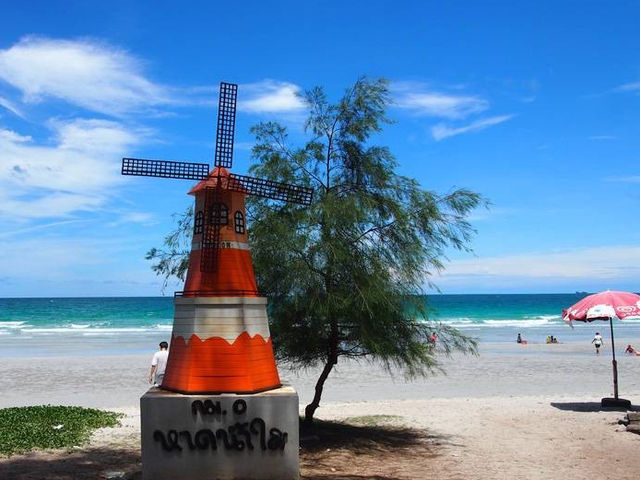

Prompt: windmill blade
[
  {"left": 227, "top": 173, "right": 313, "bottom": 206},
  {"left": 214, "top": 82, "right": 238, "bottom": 169},
  {"left": 122, "top": 158, "right": 209, "bottom": 180},
  {"left": 200, "top": 187, "right": 222, "bottom": 273}
]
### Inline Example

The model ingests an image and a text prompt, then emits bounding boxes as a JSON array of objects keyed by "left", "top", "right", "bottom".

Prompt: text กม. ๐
[{"left": 153, "top": 399, "right": 289, "bottom": 453}]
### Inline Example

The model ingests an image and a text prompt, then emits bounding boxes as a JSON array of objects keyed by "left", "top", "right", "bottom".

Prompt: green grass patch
[
  {"left": 0, "top": 405, "right": 123, "bottom": 456},
  {"left": 343, "top": 415, "right": 404, "bottom": 426}
]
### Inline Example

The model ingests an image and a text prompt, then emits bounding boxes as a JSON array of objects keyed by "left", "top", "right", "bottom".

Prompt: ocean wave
[
  {"left": 0, "top": 321, "right": 29, "bottom": 328},
  {"left": 616, "top": 318, "right": 640, "bottom": 324},
  {"left": 433, "top": 315, "right": 565, "bottom": 328},
  {"left": 483, "top": 318, "right": 559, "bottom": 328},
  {"left": 522, "top": 314, "right": 562, "bottom": 322},
  {"left": 437, "top": 317, "right": 474, "bottom": 324},
  {"left": 20, "top": 326, "right": 171, "bottom": 334},
  {"left": 69, "top": 323, "right": 91, "bottom": 329}
]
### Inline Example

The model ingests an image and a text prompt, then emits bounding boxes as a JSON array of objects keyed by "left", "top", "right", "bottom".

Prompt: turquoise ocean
[{"left": 1, "top": 294, "right": 639, "bottom": 357}]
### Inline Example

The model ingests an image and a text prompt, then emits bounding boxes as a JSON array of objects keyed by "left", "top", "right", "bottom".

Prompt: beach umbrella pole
[
  {"left": 601, "top": 315, "right": 629, "bottom": 408},
  {"left": 609, "top": 316, "right": 619, "bottom": 399}
]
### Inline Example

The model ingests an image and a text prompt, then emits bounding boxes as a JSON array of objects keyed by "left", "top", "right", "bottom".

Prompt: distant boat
[{"left": 575, "top": 291, "right": 589, "bottom": 295}]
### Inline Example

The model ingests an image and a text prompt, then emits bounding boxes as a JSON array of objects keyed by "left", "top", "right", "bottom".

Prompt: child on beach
[{"left": 591, "top": 333, "right": 603, "bottom": 355}]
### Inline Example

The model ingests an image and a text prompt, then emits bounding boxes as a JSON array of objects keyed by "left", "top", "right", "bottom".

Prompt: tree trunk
[
  {"left": 303, "top": 355, "right": 336, "bottom": 424},
  {"left": 304, "top": 326, "right": 339, "bottom": 424},
  {"left": 304, "top": 145, "right": 338, "bottom": 426}
]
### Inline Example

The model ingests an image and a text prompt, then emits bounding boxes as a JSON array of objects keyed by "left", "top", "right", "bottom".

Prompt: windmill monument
[{"left": 125, "top": 82, "right": 309, "bottom": 480}]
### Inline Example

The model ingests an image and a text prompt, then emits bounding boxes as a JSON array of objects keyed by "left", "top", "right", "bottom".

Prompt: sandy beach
[{"left": 1, "top": 339, "right": 639, "bottom": 479}]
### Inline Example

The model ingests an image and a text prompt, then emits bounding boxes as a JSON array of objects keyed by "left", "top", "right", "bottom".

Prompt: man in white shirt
[{"left": 149, "top": 341, "right": 169, "bottom": 387}]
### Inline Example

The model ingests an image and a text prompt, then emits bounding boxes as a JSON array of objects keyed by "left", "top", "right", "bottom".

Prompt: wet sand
[{"left": 2, "top": 339, "right": 640, "bottom": 408}]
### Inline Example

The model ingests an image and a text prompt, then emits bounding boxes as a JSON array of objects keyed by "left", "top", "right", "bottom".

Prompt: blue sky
[{"left": 1, "top": 1, "right": 639, "bottom": 296}]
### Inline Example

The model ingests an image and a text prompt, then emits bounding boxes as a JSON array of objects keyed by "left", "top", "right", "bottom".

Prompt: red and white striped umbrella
[{"left": 563, "top": 290, "right": 640, "bottom": 325}]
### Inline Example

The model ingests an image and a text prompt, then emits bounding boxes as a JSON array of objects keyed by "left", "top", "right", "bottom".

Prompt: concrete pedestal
[{"left": 141, "top": 386, "right": 299, "bottom": 480}]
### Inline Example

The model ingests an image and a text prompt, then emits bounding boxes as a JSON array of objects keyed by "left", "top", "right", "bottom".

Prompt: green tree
[
  {"left": 148, "top": 78, "right": 484, "bottom": 423},
  {"left": 146, "top": 206, "right": 193, "bottom": 292}
]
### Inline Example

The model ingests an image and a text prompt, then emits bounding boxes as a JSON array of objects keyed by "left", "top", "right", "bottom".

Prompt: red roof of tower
[
  {"left": 188, "top": 167, "right": 231, "bottom": 195},
  {"left": 189, "top": 166, "right": 252, "bottom": 195}
]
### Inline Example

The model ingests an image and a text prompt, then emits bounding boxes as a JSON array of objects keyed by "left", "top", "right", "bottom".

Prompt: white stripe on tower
[
  {"left": 172, "top": 296, "right": 271, "bottom": 343},
  {"left": 190, "top": 241, "right": 250, "bottom": 251}
]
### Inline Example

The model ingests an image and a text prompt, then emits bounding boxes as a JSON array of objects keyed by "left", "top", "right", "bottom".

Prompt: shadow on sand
[
  {"left": 303, "top": 476, "right": 418, "bottom": 480},
  {"left": 300, "top": 418, "right": 457, "bottom": 480},
  {"left": 550, "top": 401, "right": 639, "bottom": 412},
  {"left": 0, "top": 420, "right": 452, "bottom": 480},
  {"left": 0, "top": 448, "right": 141, "bottom": 480},
  {"left": 300, "top": 417, "right": 457, "bottom": 453}
]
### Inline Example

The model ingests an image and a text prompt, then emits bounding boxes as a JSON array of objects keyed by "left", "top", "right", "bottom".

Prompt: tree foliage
[
  {"left": 248, "top": 78, "right": 482, "bottom": 422},
  {"left": 147, "top": 206, "right": 193, "bottom": 292},
  {"left": 148, "top": 78, "right": 484, "bottom": 423}
]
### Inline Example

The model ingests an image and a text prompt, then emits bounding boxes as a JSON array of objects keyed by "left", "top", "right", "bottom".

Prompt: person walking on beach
[
  {"left": 591, "top": 332, "right": 603, "bottom": 355},
  {"left": 149, "top": 341, "right": 169, "bottom": 387}
]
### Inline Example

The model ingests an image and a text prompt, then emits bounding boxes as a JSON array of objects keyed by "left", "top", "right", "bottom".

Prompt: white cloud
[
  {"left": 0, "top": 118, "right": 143, "bottom": 218},
  {"left": 0, "top": 192, "right": 105, "bottom": 219},
  {"left": 394, "top": 82, "right": 488, "bottom": 119},
  {"left": 465, "top": 207, "right": 517, "bottom": 223},
  {"left": 0, "top": 95, "right": 24, "bottom": 117},
  {"left": 0, "top": 36, "right": 313, "bottom": 120},
  {"left": 120, "top": 212, "right": 155, "bottom": 223},
  {"left": 616, "top": 81, "right": 640, "bottom": 93},
  {"left": 0, "top": 36, "right": 170, "bottom": 116},
  {"left": 0, "top": 235, "right": 149, "bottom": 280},
  {"left": 431, "top": 115, "right": 514, "bottom": 141},
  {"left": 106, "top": 211, "right": 157, "bottom": 227},
  {"left": 606, "top": 175, "right": 640, "bottom": 183},
  {"left": 0, "top": 219, "right": 88, "bottom": 238},
  {"left": 238, "top": 80, "right": 306, "bottom": 113},
  {"left": 0, "top": 233, "right": 172, "bottom": 296},
  {"left": 0, "top": 36, "right": 317, "bottom": 120},
  {"left": 0, "top": 128, "right": 31, "bottom": 143},
  {"left": 441, "top": 246, "right": 640, "bottom": 281}
]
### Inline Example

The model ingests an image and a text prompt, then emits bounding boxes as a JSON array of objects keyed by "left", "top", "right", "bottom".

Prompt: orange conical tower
[
  {"left": 161, "top": 168, "right": 281, "bottom": 394},
  {"left": 122, "top": 82, "right": 311, "bottom": 395},
  {"left": 181, "top": 167, "right": 258, "bottom": 297}
]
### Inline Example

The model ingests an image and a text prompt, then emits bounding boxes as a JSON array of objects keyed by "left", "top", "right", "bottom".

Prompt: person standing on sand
[
  {"left": 591, "top": 332, "right": 603, "bottom": 355},
  {"left": 149, "top": 341, "right": 169, "bottom": 387}
]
